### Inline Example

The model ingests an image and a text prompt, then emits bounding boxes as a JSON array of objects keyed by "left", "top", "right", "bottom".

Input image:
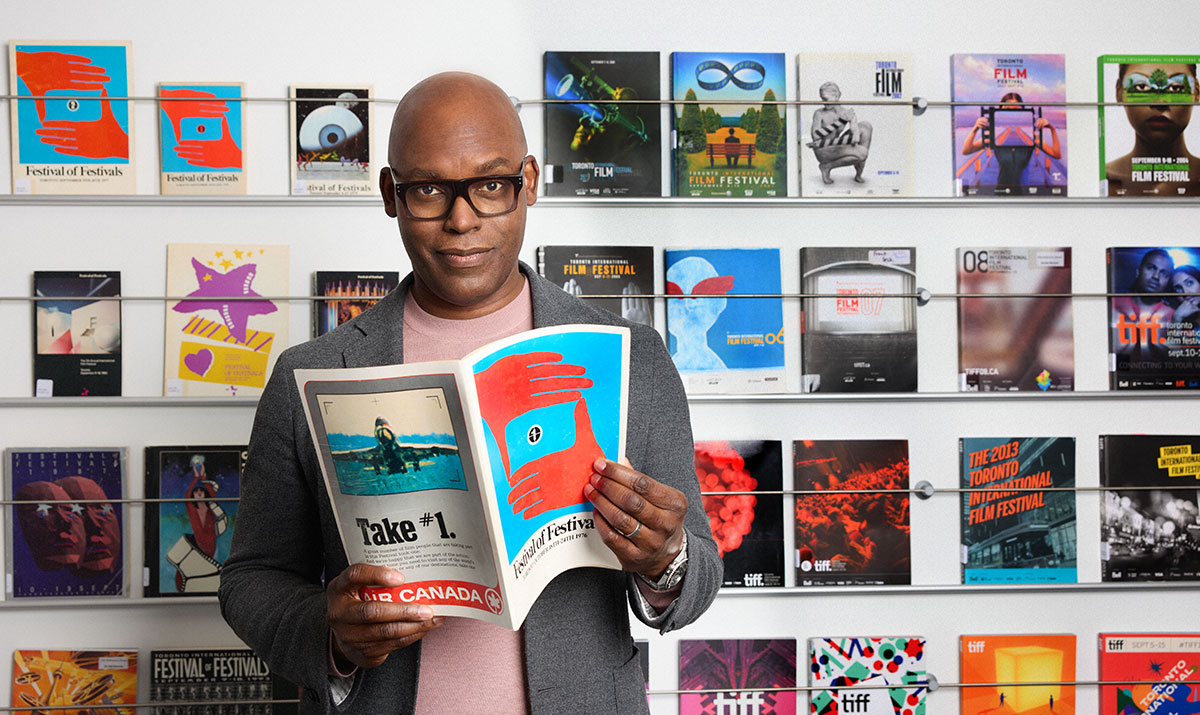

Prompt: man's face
[
  {"left": 381, "top": 86, "right": 538, "bottom": 319},
  {"left": 56, "top": 476, "right": 120, "bottom": 575},
  {"left": 1135, "top": 253, "right": 1174, "bottom": 293},
  {"left": 15, "top": 481, "right": 84, "bottom": 571}
]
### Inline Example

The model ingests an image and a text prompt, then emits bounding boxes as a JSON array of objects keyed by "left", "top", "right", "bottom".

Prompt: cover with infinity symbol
[
  {"left": 679, "top": 639, "right": 797, "bottom": 715},
  {"left": 11, "top": 650, "right": 137, "bottom": 714},
  {"left": 1100, "top": 55, "right": 1200, "bottom": 197},
  {"left": 1108, "top": 246, "right": 1200, "bottom": 390},
  {"left": 5, "top": 447, "right": 127, "bottom": 598},
  {"left": 158, "top": 82, "right": 245, "bottom": 195},
  {"left": 536, "top": 244, "right": 655, "bottom": 328},
  {"left": 32, "top": 270, "right": 122, "bottom": 397},
  {"left": 671, "top": 51, "right": 787, "bottom": 197},
  {"left": 961, "top": 634, "right": 1076, "bottom": 715},
  {"left": 798, "top": 53, "right": 915, "bottom": 197},
  {"left": 951, "top": 54, "right": 1068, "bottom": 197},
  {"left": 809, "top": 636, "right": 927, "bottom": 715},
  {"left": 8, "top": 41, "right": 135, "bottom": 194},
  {"left": 163, "top": 243, "right": 290, "bottom": 397},
  {"left": 289, "top": 84, "right": 374, "bottom": 196},
  {"left": 543, "top": 51, "right": 662, "bottom": 197}
]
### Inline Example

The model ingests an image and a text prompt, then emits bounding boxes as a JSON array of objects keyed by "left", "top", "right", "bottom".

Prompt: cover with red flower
[
  {"left": 694, "top": 439, "right": 784, "bottom": 587},
  {"left": 1099, "top": 633, "right": 1200, "bottom": 715}
]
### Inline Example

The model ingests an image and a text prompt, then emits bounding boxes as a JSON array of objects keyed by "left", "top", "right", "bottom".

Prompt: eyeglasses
[{"left": 389, "top": 156, "right": 530, "bottom": 220}]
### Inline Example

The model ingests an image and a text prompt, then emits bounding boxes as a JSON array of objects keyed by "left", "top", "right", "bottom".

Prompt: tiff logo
[
  {"left": 743, "top": 573, "right": 764, "bottom": 587},
  {"left": 1108, "top": 638, "right": 1125, "bottom": 651},
  {"left": 967, "top": 640, "right": 985, "bottom": 653},
  {"left": 714, "top": 691, "right": 765, "bottom": 714},
  {"left": 841, "top": 692, "right": 871, "bottom": 712},
  {"left": 1116, "top": 313, "right": 1164, "bottom": 346}
]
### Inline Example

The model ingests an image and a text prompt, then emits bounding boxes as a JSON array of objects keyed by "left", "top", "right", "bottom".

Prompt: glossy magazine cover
[
  {"left": 694, "top": 440, "right": 784, "bottom": 587},
  {"left": 33, "top": 270, "right": 121, "bottom": 396},
  {"left": 679, "top": 638, "right": 797, "bottom": 715},
  {"left": 960, "top": 634, "right": 1076, "bottom": 715},
  {"left": 1107, "top": 247, "right": 1200, "bottom": 389},
  {"left": 809, "top": 636, "right": 927, "bottom": 715},
  {"left": 158, "top": 82, "right": 245, "bottom": 195}
]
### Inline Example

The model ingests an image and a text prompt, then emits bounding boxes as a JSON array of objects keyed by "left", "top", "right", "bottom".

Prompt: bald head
[{"left": 388, "top": 72, "right": 527, "bottom": 169}]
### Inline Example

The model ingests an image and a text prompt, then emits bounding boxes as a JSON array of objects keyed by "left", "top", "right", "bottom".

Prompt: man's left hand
[{"left": 584, "top": 458, "right": 687, "bottom": 580}]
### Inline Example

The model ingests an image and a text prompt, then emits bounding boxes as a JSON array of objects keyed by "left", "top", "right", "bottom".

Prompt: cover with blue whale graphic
[
  {"left": 665, "top": 247, "right": 786, "bottom": 394},
  {"left": 296, "top": 325, "right": 628, "bottom": 630}
]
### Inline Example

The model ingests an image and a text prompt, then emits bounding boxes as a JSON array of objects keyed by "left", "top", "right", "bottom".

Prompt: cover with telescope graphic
[{"left": 289, "top": 84, "right": 373, "bottom": 196}]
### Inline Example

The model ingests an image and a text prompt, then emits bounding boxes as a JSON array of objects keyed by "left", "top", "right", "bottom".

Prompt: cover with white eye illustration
[{"left": 289, "top": 84, "right": 374, "bottom": 196}]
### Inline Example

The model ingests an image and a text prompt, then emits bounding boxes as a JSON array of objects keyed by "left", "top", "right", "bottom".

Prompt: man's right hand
[{"left": 327, "top": 563, "right": 443, "bottom": 670}]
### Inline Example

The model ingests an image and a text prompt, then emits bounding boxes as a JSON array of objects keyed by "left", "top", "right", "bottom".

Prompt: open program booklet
[{"left": 295, "top": 325, "right": 629, "bottom": 630}]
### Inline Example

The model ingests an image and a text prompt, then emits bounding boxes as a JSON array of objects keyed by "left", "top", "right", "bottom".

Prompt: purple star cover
[
  {"left": 164, "top": 243, "right": 289, "bottom": 397},
  {"left": 5, "top": 448, "right": 126, "bottom": 598},
  {"left": 679, "top": 638, "right": 797, "bottom": 714}
]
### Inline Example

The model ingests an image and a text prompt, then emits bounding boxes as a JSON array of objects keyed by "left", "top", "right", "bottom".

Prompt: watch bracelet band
[{"left": 637, "top": 529, "right": 688, "bottom": 590}]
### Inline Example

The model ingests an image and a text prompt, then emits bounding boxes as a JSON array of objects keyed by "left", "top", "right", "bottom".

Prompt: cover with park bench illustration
[{"left": 295, "top": 325, "right": 629, "bottom": 630}]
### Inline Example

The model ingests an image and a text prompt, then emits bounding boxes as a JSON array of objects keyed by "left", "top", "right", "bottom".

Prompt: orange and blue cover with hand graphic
[{"left": 296, "top": 324, "right": 629, "bottom": 629}]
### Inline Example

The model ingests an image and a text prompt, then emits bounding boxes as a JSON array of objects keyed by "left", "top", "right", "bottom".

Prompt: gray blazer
[{"left": 219, "top": 263, "right": 721, "bottom": 714}]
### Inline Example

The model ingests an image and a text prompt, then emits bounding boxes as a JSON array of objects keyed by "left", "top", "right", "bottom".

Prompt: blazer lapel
[{"left": 340, "top": 274, "right": 412, "bottom": 368}]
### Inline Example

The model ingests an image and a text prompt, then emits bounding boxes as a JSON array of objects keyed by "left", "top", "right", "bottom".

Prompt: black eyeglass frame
[{"left": 387, "top": 156, "right": 532, "bottom": 220}]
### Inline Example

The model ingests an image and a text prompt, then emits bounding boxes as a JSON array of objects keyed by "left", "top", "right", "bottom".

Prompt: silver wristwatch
[{"left": 637, "top": 530, "right": 688, "bottom": 590}]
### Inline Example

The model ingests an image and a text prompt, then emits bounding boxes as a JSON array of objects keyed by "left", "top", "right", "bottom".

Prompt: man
[
  {"left": 219, "top": 72, "right": 721, "bottom": 714},
  {"left": 1112, "top": 248, "right": 1174, "bottom": 360}
]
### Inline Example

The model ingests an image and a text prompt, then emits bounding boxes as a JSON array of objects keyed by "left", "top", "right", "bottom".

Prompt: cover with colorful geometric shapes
[
  {"left": 809, "top": 636, "right": 927, "bottom": 715},
  {"left": 1099, "top": 633, "right": 1200, "bottom": 715}
]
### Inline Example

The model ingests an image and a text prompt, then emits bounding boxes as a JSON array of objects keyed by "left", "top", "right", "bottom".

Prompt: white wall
[{"left": 1, "top": 0, "right": 1198, "bottom": 712}]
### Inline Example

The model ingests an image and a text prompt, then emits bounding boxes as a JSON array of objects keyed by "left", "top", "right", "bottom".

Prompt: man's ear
[
  {"left": 523, "top": 155, "right": 540, "bottom": 207},
  {"left": 380, "top": 167, "right": 398, "bottom": 218}
]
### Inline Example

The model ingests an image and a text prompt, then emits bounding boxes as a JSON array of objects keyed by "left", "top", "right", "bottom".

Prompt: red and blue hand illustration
[
  {"left": 16, "top": 50, "right": 110, "bottom": 121},
  {"left": 474, "top": 351, "right": 592, "bottom": 476},
  {"left": 34, "top": 88, "right": 128, "bottom": 159},
  {"left": 159, "top": 87, "right": 230, "bottom": 141},
  {"left": 173, "top": 115, "right": 242, "bottom": 169},
  {"left": 508, "top": 399, "right": 604, "bottom": 520}
]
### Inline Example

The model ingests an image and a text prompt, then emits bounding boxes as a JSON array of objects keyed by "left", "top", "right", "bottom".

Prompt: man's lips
[{"left": 438, "top": 247, "right": 492, "bottom": 267}]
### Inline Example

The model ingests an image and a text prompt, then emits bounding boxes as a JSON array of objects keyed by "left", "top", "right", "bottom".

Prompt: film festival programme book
[
  {"left": 797, "top": 52, "right": 915, "bottom": 197},
  {"left": 150, "top": 648, "right": 299, "bottom": 714},
  {"left": 793, "top": 439, "right": 911, "bottom": 586},
  {"left": 1099, "top": 633, "right": 1200, "bottom": 715},
  {"left": 144, "top": 445, "right": 245, "bottom": 598},
  {"left": 8, "top": 41, "right": 135, "bottom": 194},
  {"left": 542, "top": 51, "right": 661, "bottom": 197},
  {"left": 11, "top": 650, "right": 137, "bottom": 713},
  {"left": 665, "top": 247, "right": 786, "bottom": 395},
  {"left": 536, "top": 245, "right": 655, "bottom": 328},
  {"left": 800, "top": 247, "right": 917, "bottom": 392},
  {"left": 289, "top": 85, "right": 373, "bottom": 196},
  {"left": 296, "top": 325, "right": 630, "bottom": 629},
  {"left": 678, "top": 639, "right": 797, "bottom": 715},
  {"left": 960, "top": 634, "right": 1077, "bottom": 715},
  {"left": 1100, "top": 434, "right": 1200, "bottom": 582},
  {"left": 5, "top": 448, "right": 126, "bottom": 599},
  {"left": 312, "top": 270, "right": 400, "bottom": 338},
  {"left": 957, "top": 247, "right": 1074, "bottom": 392},
  {"left": 809, "top": 636, "right": 928, "bottom": 715},
  {"left": 164, "top": 243, "right": 290, "bottom": 398},
  {"left": 1099, "top": 55, "right": 1200, "bottom": 197},
  {"left": 694, "top": 440, "right": 784, "bottom": 588},
  {"left": 33, "top": 270, "right": 121, "bottom": 397},
  {"left": 671, "top": 51, "right": 787, "bottom": 197},
  {"left": 960, "top": 437, "right": 1077, "bottom": 585},
  {"left": 1108, "top": 247, "right": 1200, "bottom": 390},
  {"left": 951, "top": 53, "right": 1068, "bottom": 197},
  {"left": 158, "top": 82, "right": 246, "bottom": 195}
]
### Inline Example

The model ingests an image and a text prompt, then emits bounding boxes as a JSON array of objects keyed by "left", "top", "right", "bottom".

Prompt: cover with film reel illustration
[
  {"left": 1100, "top": 434, "right": 1200, "bottom": 582},
  {"left": 794, "top": 439, "right": 910, "bottom": 586},
  {"left": 33, "top": 270, "right": 122, "bottom": 397},
  {"left": 312, "top": 271, "right": 400, "bottom": 338},
  {"left": 665, "top": 247, "right": 786, "bottom": 394},
  {"left": 8, "top": 41, "right": 135, "bottom": 194},
  {"left": 957, "top": 247, "right": 1074, "bottom": 392},
  {"left": 150, "top": 648, "right": 299, "bottom": 714},
  {"left": 1099, "top": 633, "right": 1200, "bottom": 715},
  {"left": 1107, "top": 247, "right": 1200, "bottom": 390},
  {"left": 158, "top": 82, "right": 245, "bottom": 195},
  {"left": 797, "top": 53, "right": 914, "bottom": 196},
  {"left": 671, "top": 52, "right": 787, "bottom": 197},
  {"left": 164, "top": 243, "right": 289, "bottom": 397},
  {"left": 11, "top": 650, "right": 136, "bottom": 713},
  {"left": 800, "top": 247, "right": 917, "bottom": 393},
  {"left": 1099, "top": 55, "right": 1200, "bottom": 197},
  {"left": 542, "top": 51, "right": 661, "bottom": 197},
  {"left": 960, "top": 437, "right": 1077, "bottom": 585},
  {"left": 679, "top": 638, "right": 797, "bottom": 715},
  {"left": 536, "top": 245, "right": 655, "bottom": 328},
  {"left": 951, "top": 54, "right": 1067, "bottom": 197},
  {"left": 144, "top": 445, "right": 245, "bottom": 598},
  {"left": 694, "top": 440, "right": 784, "bottom": 588},
  {"left": 960, "top": 634, "right": 1077, "bottom": 715},
  {"left": 809, "top": 636, "right": 927, "bottom": 715},
  {"left": 289, "top": 85, "right": 373, "bottom": 196},
  {"left": 5, "top": 447, "right": 126, "bottom": 598}
]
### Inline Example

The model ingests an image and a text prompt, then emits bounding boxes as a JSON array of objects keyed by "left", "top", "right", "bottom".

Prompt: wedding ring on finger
[{"left": 619, "top": 520, "right": 643, "bottom": 540}]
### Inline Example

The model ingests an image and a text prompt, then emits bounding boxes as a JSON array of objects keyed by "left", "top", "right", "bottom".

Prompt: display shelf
[
  {"left": 0, "top": 596, "right": 216, "bottom": 610},
  {"left": 0, "top": 397, "right": 258, "bottom": 408},
  {"left": 705, "top": 581, "right": 1199, "bottom": 597}
]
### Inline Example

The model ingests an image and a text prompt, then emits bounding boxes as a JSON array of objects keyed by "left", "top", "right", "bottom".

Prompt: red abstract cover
[{"left": 1099, "top": 633, "right": 1200, "bottom": 715}]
